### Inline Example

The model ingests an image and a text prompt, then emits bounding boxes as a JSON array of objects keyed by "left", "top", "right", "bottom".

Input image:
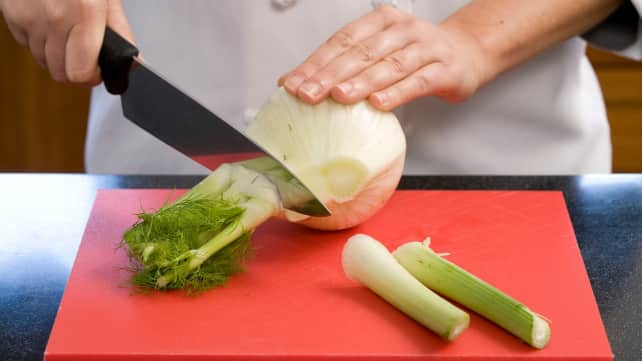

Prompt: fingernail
[
  {"left": 284, "top": 74, "right": 305, "bottom": 90},
  {"left": 335, "top": 82, "right": 353, "bottom": 96},
  {"left": 373, "top": 91, "right": 388, "bottom": 105},
  {"left": 299, "top": 81, "right": 322, "bottom": 98}
]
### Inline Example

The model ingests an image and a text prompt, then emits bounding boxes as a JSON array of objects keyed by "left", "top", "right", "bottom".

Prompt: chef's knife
[{"left": 98, "top": 27, "right": 330, "bottom": 217}]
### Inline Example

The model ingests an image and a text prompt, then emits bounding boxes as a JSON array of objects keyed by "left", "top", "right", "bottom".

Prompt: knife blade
[{"left": 98, "top": 27, "right": 330, "bottom": 217}]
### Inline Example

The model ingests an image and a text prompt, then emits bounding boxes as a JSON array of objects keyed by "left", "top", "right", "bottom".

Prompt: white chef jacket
[{"left": 84, "top": 0, "right": 642, "bottom": 175}]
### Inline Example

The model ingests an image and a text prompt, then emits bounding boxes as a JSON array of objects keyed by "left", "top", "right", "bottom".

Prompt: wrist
[{"left": 439, "top": 0, "right": 625, "bottom": 90}]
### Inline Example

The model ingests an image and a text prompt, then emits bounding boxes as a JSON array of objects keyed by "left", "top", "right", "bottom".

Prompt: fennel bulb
[{"left": 247, "top": 87, "right": 406, "bottom": 230}]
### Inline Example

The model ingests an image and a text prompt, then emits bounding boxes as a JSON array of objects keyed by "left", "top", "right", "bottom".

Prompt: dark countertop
[{"left": 1, "top": 174, "right": 640, "bottom": 361}]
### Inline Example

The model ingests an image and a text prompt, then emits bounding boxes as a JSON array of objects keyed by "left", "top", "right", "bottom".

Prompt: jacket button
[
  {"left": 371, "top": 0, "right": 415, "bottom": 13},
  {"left": 270, "top": 0, "right": 297, "bottom": 11}
]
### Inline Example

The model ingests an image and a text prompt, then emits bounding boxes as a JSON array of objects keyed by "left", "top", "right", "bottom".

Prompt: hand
[
  {"left": 278, "top": 5, "right": 486, "bottom": 111},
  {"left": 0, "top": 0, "right": 134, "bottom": 85}
]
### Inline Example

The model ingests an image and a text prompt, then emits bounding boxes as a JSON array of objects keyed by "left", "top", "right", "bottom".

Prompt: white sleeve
[{"left": 583, "top": 1, "right": 642, "bottom": 60}]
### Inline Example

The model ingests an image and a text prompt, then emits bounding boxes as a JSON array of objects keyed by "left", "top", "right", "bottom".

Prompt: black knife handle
[{"left": 98, "top": 27, "right": 139, "bottom": 94}]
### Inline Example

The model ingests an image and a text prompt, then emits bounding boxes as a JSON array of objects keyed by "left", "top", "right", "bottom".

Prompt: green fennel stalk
[{"left": 393, "top": 239, "right": 551, "bottom": 349}]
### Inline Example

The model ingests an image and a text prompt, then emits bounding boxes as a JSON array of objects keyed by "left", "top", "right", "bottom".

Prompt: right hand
[{"left": 0, "top": 0, "right": 134, "bottom": 86}]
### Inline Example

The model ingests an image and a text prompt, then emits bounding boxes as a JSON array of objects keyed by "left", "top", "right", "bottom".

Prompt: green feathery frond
[{"left": 122, "top": 194, "right": 251, "bottom": 293}]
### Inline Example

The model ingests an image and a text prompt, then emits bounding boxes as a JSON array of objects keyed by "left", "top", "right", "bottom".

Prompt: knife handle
[{"left": 98, "top": 27, "right": 139, "bottom": 95}]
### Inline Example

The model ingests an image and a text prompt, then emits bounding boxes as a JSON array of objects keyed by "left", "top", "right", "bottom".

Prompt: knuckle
[
  {"left": 351, "top": 42, "right": 375, "bottom": 63},
  {"left": 288, "top": 69, "right": 308, "bottom": 80},
  {"left": 76, "top": 0, "right": 106, "bottom": 16},
  {"left": 376, "top": 4, "right": 409, "bottom": 22},
  {"left": 305, "top": 57, "right": 324, "bottom": 71},
  {"left": 294, "top": 64, "right": 319, "bottom": 81},
  {"left": 431, "top": 42, "right": 452, "bottom": 61},
  {"left": 411, "top": 20, "right": 437, "bottom": 43},
  {"left": 383, "top": 53, "right": 407, "bottom": 74},
  {"left": 77, "top": 0, "right": 97, "bottom": 11},
  {"left": 326, "top": 30, "right": 354, "bottom": 50},
  {"left": 44, "top": 2, "right": 66, "bottom": 28},
  {"left": 413, "top": 74, "right": 432, "bottom": 95},
  {"left": 308, "top": 74, "right": 333, "bottom": 90},
  {"left": 68, "top": 66, "right": 95, "bottom": 83},
  {"left": 383, "top": 87, "right": 402, "bottom": 108},
  {"left": 9, "top": 7, "right": 34, "bottom": 28},
  {"left": 406, "top": 18, "right": 423, "bottom": 32},
  {"left": 377, "top": 4, "right": 400, "bottom": 18}
]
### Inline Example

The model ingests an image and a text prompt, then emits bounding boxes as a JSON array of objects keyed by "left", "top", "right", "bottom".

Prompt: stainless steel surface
[{"left": 120, "top": 59, "right": 330, "bottom": 216}]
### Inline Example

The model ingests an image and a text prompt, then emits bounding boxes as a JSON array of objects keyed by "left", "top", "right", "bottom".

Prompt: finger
[
  {"left": 28, "top": 32, "right": 47, "bottom": 69},
  {"left": 331, "top": 43, "right": 436, "bottom": 104},
  {"left": 281, "top": 5, "right": 409, "bottom": 95},
  {"left": 297, "top": 21, "right": 419, "bottom": 104},
  {"left": 44, "top": 1, "right": 74, "bottom": 82},
  {"left": 369, "top": 63, "right": 448, "bottom": 111},
  {"left": 1, "top": 1, "right": 32, "bottom": 47},
  {"left": 5, "top": 21, "right": 28, "bottom": 47},
  {"left": 45, "top": 35, "right": 69, "bottom": 82},
  {"left": 8, "top": 0, "right": 47, "bottom": 66},
  {"left": 65, "top": 2, "right": 108, "bottom": 85}
]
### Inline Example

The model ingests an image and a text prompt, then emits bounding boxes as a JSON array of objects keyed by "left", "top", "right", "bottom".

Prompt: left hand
[{"left": 278, "top": 5, "right": 487, "bottom": 111}]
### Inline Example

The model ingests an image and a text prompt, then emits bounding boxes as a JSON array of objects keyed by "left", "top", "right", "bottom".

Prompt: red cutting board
[{"left": 45, "top": 190, "right": 612, "bottom": 360}]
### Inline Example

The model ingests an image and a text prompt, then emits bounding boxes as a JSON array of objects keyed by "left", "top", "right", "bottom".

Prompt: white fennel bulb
[{"left": 246, "top": 87, "right": 406, "bottom": 230}]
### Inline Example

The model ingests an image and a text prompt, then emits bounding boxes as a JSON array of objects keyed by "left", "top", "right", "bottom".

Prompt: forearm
[{"left": 442, "top": 0, "right": 624, "bottom": 85}]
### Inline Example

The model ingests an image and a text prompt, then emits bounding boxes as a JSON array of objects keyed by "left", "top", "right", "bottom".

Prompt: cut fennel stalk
[
  {"left": 393, "top": 240, "right": 551, "bottom": 349},
  {"left": 342, "top": 234, "right": 470, "bottom": 340}
]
